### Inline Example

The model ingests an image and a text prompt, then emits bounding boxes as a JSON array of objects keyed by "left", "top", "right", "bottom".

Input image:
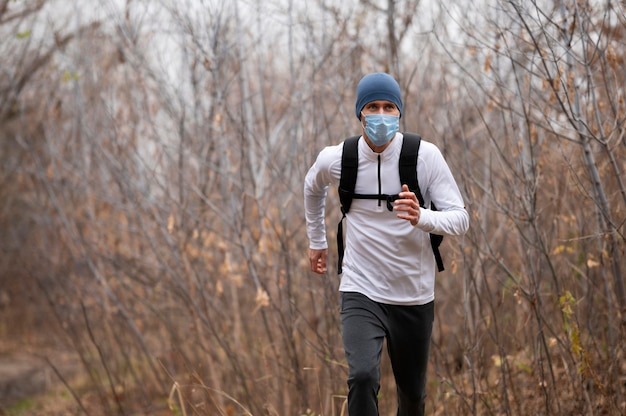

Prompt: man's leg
[
  {"left": 386, "top": 301, "right": 434, "bottom": 416},
  {"left": 340, "top": 292, "right": 386, "bottom": 416}
]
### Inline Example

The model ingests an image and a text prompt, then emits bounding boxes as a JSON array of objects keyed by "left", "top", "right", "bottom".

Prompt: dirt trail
[
  {"left": 0, "top": 293, "right": 79, "bottom": 413},
  {"left": 0, "top": 346, "right": 81, "bottom": 414},
  {"left": 0, "top": 352, "right": 51, "bottom": 409}
]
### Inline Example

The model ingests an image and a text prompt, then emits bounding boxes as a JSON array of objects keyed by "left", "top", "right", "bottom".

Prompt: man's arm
[{"left": 304, "top": 145, "right": 342, "bottom": 272}]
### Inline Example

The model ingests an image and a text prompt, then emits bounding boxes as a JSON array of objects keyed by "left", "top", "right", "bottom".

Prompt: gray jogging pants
[{"left": 340, "top": 291, "right": 434, "bottom": 416}]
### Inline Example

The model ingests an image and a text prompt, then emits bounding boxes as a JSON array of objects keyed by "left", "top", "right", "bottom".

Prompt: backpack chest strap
[{"left": 350, "top": 192, "right": 400, "bottom": 211}]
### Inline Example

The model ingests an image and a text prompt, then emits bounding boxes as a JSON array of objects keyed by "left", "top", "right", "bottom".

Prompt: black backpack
[{"left": 336, "top": 133, "right": 444, "bottom": 274}]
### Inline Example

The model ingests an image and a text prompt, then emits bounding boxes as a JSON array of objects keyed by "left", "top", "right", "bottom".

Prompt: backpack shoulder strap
[
  {"left": 399, "top": 133, "right": 424, "bottom": 207},
  {"left": 337, "top": 135, "right": 360, "bottom": 274},
  {"left": 400, "top": 133, "right": 445, "bottom": 272},
  {"left": 339, "top": 135, "right": 360, "bottom": 214}
]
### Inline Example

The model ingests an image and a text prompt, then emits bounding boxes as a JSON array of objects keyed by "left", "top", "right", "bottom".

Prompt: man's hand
[
  {"left": 394, "top": 184, "right": 421, "bottom": 226},
  {"left": 308, "top": 248, "right": 328, "bottom": 274}
]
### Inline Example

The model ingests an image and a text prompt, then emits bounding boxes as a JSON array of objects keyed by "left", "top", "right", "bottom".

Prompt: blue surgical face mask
[{"left": 362, "top": 113, "right": 399, "bottom": 146}]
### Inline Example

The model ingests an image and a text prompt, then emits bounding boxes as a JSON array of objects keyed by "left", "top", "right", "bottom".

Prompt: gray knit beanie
[{"left": 355, "top": 72, "right": 403, "bottom": 120}]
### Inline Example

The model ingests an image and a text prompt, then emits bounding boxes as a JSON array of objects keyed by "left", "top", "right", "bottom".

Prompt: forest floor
[
  {"left": 0, "top": 295, "right": 84, "bottom": 416},
  {"left": 0, "top": 335, "right": 172, "bottom": 416},
  {"left": 0, "top": 351, "right": 50, "bottom": 410},
  {"left": 0, "top": 338, "right": 80, "bottom": 416},
  {"left": 0, "top": 294, "right": 175, "bottom": 416}
]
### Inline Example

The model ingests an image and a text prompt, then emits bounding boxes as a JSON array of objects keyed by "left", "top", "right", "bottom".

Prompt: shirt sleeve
[
  {"left": 304, "top": 145, "right": 342, "bottom": 249},
  {"left": 415, "top": 141, "right": 469, "bottom": 236}
]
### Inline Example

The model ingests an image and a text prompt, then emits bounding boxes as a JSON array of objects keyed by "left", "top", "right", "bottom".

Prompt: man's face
[{"left": 360, "top": 100, "right": 401, "bottom": 151}]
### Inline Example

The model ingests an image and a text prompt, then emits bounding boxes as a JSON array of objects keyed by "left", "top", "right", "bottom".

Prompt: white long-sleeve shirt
[{"left": 304, "top": 133, "right": 469, "bottom": 305}]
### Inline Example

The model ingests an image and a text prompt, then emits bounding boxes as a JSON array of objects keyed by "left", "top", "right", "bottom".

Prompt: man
[{"left": 304, "top": 72, "right": 469, "bottom": 415}]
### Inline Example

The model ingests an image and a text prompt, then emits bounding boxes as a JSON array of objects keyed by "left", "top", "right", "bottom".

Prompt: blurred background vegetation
[{"left": 0, "top": 0, "right": 624, "bottom": 415}]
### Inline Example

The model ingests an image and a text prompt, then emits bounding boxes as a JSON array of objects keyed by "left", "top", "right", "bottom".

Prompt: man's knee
[{"left": 348, "top": 367, "right": 379, "bottom": 391}]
